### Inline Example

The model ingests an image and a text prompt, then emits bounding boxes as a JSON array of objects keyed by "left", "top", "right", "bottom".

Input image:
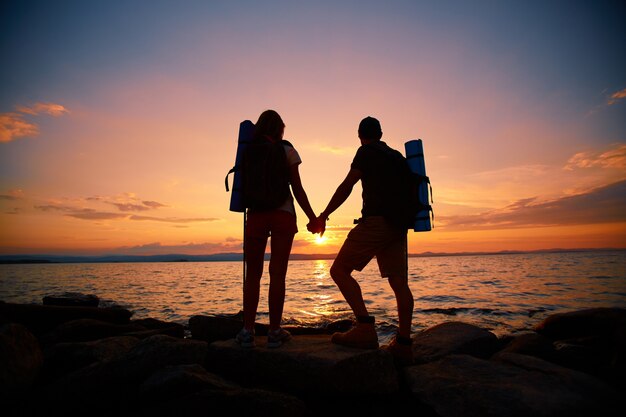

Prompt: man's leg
[
  {"left": 329, "top": 262, "right": 369, "bottom": 319},
  {"left": 387, "top": 274, "right": 414, "bottom": 339},
  {"left": 329, "top": 260, "right": 378, "bottom": 349}
]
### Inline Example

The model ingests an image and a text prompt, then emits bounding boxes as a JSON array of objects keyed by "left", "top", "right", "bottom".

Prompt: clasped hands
[{"left": 307, "top": 215, "right": 327, "bottom": 236}]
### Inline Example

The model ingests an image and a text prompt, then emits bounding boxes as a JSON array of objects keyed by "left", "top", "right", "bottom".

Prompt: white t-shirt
[{"left": 277, "top": 143, "right": 302, "bottom": 215}]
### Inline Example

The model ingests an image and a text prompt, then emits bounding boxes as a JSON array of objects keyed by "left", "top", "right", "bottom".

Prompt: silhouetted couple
[{"left": 235, "top": 110, "right": 414, "bottom": 365}]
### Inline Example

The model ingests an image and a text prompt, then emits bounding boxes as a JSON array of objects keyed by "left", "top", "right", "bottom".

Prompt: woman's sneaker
[
  {"left": 235, "top": 328, "right": 255, "bottom": 348},
  {"left": 267, "top": 327, "right": 292, "bottom": 348}
]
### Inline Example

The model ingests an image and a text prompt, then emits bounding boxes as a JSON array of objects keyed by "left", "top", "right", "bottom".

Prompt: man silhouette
[{"left": 311, "top": 116, "right": 414, "bottom": 364}]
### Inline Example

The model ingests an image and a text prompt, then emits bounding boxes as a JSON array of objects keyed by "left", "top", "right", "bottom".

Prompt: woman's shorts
[
  {"left": 246, "top": 209, "right": 298, "bottom": 239},
  {"left": 333, "top": 216, "right": 407, "bottom": 278}
]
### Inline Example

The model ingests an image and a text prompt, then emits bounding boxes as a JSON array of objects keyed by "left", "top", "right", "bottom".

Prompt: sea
[{"left": 1, "top": 250, "right": 625, "bottom": 343}]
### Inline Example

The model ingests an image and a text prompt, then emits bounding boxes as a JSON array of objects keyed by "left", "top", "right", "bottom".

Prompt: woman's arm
[{"left": 289, "top": 163, "right": 316, "bottom": 222}]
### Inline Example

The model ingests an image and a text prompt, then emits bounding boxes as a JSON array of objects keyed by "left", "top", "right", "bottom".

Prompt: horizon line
[{"left": 1, "top": 247, "right": 624, "bottom": 264}]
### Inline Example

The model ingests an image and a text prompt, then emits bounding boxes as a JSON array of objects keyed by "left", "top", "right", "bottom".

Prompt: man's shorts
[
  {"left": 333, "top": 216, "right": 407, "bottom": 278},
  {"left": 246, "top": 209, "right": 298, "bottom": 239}
]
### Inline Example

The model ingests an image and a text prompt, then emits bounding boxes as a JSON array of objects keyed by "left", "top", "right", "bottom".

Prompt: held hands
[{"left": 307, "top": 215, "right": 327, "bottom": 236}]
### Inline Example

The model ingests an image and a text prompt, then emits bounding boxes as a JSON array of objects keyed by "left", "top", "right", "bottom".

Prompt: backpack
[
  {"left": 241, "top": 138, "right": 292, "bottom": 212},
  {"left": 373, "top": 142, "right": 423, "bottom": 230}
]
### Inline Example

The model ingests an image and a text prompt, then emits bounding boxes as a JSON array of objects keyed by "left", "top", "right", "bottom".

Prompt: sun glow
[{"left": 315, "top": 235, "right": 328, "bottom": 245}]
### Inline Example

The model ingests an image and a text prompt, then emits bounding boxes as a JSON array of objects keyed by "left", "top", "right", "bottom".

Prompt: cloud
[
  {"left": 0, "top": 113, "right": 39, "bottom": 143},
  {"left": 129, "top": 215, "right": 219, "bottom": 223},
  {"left": 30, "top": 193, "right": 215, "bottom": 224},
  {"left": 318, "top": 145, "right": 353, "bottom": 155},
  {"left": 104, "top": 194, "right": 168, "bottom": 212},
  {"left": 65, "top": 209, "right": 128, "bottom": 221},
  {"left": 564, "top": 143, "right": 626, "bottom": 171},
  {"left": 109, "top": 200, "right": 168, "bottom": 211},
  {"left": 15, "top": 102, "right": 69, "bottom": 116},
  {"left": 142, "top": 200, "right": 167, "bottom": 209},
  {"left": 607, "top": 87, "right": 626, "bottom": 105},
  {"left": 1, "top": 102, "right": 69, "bottom": 143},
  {"left": 113, "top": 241, "right": 241, "bottom": 255},
  {"left": 440, "top": 180, "right": 626, "bottom": 230}
]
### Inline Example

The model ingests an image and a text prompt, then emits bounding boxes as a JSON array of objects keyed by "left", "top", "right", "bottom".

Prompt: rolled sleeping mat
[
  {"left": 405, "top": 139, "right": 433, "bottom": 232},
  {"left": 226, "top": 120, "right": 255, "bottom": 212}
]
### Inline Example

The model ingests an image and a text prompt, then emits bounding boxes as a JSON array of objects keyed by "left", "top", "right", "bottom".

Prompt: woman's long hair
[{"left": 254, "top": 110, "right": 285, "bottom": 142}]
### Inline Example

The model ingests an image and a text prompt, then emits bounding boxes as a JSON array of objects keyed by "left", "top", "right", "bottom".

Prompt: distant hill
[{"left": 0, "top": 248, "right": 624, "bottom": 264}]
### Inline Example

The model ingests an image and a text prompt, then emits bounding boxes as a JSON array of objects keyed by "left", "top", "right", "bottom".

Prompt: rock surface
[
  {"left": 207, "top": 334, "right": 399, "bottom": 395},
  {"left": 2, "top": 297, "right": 624, "bottom": 417}
]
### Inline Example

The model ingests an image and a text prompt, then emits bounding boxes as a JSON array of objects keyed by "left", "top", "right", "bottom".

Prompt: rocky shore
[{"left": 1, "top": 293, "right": 624, "bottom": 416}]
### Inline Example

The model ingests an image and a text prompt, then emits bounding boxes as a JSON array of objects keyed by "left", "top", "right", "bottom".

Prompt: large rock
[
  {"left": 139, "top": 363, "right": 239, "bottom": 398},
  {"left": 405, "top": 353, "right": 619, "bottom": 417},
  {"left": 0, "top": 323, "right": 43, "bottom": 393},
  {"left": 412, "top": 321, "right": 500, "bottom": 363},
  {"left": 189, "top": 313, "right": 353, "bottom": 344},
  {"left": 206, "top": 335, "right": 398, "bottom": 395},
  {"left": 43, "top": 292, "right": 99, "bottom": 307},
  {"left": 41, "top": 318, "right": 146, "bottom": 344},
  {"left": 46, "top": 334, "right": 208, "bottom": 408},
  {"left": 498, "top": 331, "right": 556, "bottom": 361},
  {"left": 0, "top": 302, "right": 133, "bottom": 335},
  {"left": 43, "top": 335, "right": 140, "bottom": 381},
  {"left": 139, "top": 386, "right": 312, "bottom": 417},
  {"left": 535, "top": 307, "right": 626, "bottom": 340},
  {"left": 535, "top": 308, "right": 626, "bottom": 386}
]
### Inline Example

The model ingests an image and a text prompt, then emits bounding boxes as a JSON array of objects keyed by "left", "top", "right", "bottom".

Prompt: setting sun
[{"left": 315, "top": 235, "right": 328, "bottom": 245}]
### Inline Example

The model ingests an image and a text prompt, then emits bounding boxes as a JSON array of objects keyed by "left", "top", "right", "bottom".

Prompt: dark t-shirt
[{"left": 351, "top": 141, "right": 406, "bottom": 220}]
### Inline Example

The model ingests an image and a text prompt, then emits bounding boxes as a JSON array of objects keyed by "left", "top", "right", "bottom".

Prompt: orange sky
[{"left": 1, "top": 1, "right": 625, "bottom": 256}]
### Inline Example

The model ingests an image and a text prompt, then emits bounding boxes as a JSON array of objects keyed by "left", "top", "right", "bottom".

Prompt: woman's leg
[
  {"left": 268, "top": 231, "right": 294, "bottom": 331},
  {"left": 243, "top": 235, "right": 267, "bottom": 331}
]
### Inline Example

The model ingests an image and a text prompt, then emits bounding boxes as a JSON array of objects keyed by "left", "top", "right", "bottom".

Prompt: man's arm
[{"left": 320, "top": 168, "right": 362, "bottom": 220}]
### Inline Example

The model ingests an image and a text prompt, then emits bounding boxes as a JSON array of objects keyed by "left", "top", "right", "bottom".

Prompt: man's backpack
[
  {"left": 241, "top": 138, "right": 291, "bottom": 212},
  {"left": 390, "top": 155, "right": 422, "bottom": 230},
  {"left": 373, "top": 142, "right": 422, "bottom": 230}
]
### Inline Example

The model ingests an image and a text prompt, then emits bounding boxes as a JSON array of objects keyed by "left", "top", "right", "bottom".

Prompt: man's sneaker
[
  {"left": 235, "top": 328, "right": 255, "bottom": 348},
  {"left": 381, "top": 334, "right": 414, "bottom": 366},
  {"left": 331, "top": 322, "right": 379, "bottom": 349},
  {"left": 267, "top": 327, "right": 292, "bottom": 348}
]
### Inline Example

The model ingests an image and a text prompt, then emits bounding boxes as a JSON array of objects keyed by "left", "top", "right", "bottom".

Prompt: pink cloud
[
  {"left": 15, "top": 102, "right": 69, "bottom": 116},
  {"left": 0, "top": 113, "right": 39, "bottom": 143},
  {"left": 564, "top": 143, "right": 626, "bottom": 171},
  {"left": 607, "top": 88, "right": 626, "bottom": 105}
]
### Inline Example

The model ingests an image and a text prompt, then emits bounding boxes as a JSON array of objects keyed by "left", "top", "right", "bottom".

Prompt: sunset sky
[{"left": 1, "top": 0, "right": 625, "bottom": 256}]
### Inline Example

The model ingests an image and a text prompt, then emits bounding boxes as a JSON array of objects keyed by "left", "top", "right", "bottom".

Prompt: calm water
[{"left": 1, "top": 251, "right": 625, "bottom": 341}]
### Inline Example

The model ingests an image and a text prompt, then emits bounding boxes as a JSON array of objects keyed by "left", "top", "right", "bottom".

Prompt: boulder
[
  {"left": 405, "top": 353, "right": 619, "bottom": 417},
  {"left": 139, "top": 386, "right": 312, "bottom": 417},
  {"left": 0, "top": 302, "right": 132, "bottom": 335},
  {"left": 412, "top": 321, "right": 500, "bottom": 363},
  {"left": 535, "top": 308, "right": 626, "bottom": 386},
  {"left": 189, "top": 313, "right": 354, "bottom": 344},
  {"left": 41, "top": 318, "right": 146, "bottom": 344},
  {"left": 0, "top": 323, "right": 43, "bottom": 393},
  {"left": 139, "top": 363, "right": 239, "bottom": 398},
  {"left": 43, "top": 292, "right": 99, "bottom": 307},
  {"left": 189, "top": 313, "right": 270, "bottom": 343},
  {"left": 43, "top": 336, "right": 140, "bottom": 380},
  {"left": 498, "top": 331, "right": 555, "bottom": 361},
  {"left": 206, "top": 335, "right": 398, "bottom": 395},
  {"left": 45, "top": 334, "right": 209, "bottom": 408},
  {"left": 534, "top": 307, "right": 626, "bottom": 339},
  {"left": 131, "top": 318, "right": 185, "bottom": 338}
]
